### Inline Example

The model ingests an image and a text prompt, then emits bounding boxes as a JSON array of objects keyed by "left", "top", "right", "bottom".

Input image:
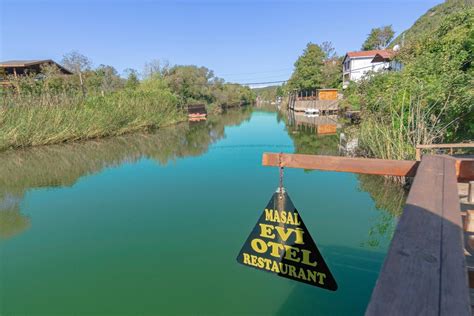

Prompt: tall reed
[
  {"left": 0, "top": 89, "right": 185, "bottom": 151},
  {"left": 359, "top": 88, "right": 457, "bottom": 161}
]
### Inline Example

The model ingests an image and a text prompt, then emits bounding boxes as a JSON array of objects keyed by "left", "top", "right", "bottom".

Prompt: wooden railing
[
  {"left": 262, "top": 153, "right": 474, "bottom": 314},
  {"left": 416, "top": 143, "right": 474, "bottom": 161}
]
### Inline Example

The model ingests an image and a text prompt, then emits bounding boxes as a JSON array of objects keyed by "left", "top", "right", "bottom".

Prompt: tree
[
  {"left": 320, "top": 41, "right": 342, "bottom": 88},
  {"left": 321, "top": 56, "right": 342, "bottom": 88},
  {"left": 62, "top": 51, "right": 92, "bottom": 95},
  {"left": 94, "top": 64, "right": 123, "bottom": 94},
  {"left": 287, "top": 43, "right": 326, "bottom": 91},
  {"left": 362, "top": 25, "right": 395, "bottom": 50},
  {"left": 124, "top": 68, "right": 140, "bottom": 90},
  {"left": 143, "top": 59, "right": 170, "bottom": 79},
  {"left": 321, "top": 41, "right": 336, "bottom": 59},
  {"left": 163, "top": 65, "right": 215, "bottom": 105}
]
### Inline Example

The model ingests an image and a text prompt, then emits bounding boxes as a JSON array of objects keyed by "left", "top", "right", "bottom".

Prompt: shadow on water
[
  {"left": 275, "top": 244, "right": 387, "bottom": 315},
  {"left": 0, "top": 108, "right": 253, "bottom": 240}
]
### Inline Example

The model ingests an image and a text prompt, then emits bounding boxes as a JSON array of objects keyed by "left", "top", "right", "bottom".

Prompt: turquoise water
[{"left": 0, "top": 109, "right": 402, "bottom": 315}]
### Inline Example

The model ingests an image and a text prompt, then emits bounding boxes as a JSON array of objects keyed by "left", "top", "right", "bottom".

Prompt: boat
[{"left": 304, "top": 108, "right": 319, "bottom": 117}]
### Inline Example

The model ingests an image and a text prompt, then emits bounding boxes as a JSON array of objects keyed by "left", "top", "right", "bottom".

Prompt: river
[{"left": 0, "top": 108, "right": 405, "bottom": 315}]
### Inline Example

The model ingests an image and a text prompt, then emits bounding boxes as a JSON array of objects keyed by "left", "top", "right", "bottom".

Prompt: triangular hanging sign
[{"left": 236, "top": 190, "right": 338, "bottom": 291}]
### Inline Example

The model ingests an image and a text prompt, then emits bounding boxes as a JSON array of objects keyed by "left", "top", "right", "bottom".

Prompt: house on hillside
[
  {"left": 0, "top": 59, "right": 72, "bottom": 87},
  {"left": 342, "top": 49, "right": 400, "bottom": 89},
  {"left": 371, "top": 51, "right": 402, "bottom": 72}
]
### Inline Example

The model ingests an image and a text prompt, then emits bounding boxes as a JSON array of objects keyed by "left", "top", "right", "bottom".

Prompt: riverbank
[
  {"left": 0, "top": 62, "right": 255, "bottom": 152},
  {"left": 0, "top": 90, "right": 186, "bottom": 151}
]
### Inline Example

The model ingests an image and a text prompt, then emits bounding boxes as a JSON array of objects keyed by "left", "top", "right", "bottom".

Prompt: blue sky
[{"left": 1, "top": 0, "right": 443, "bottom": 84}]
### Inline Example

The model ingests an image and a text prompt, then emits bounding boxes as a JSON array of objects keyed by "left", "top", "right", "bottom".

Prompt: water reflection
[
  {"left": 283, "top": 110, "right": 340, "bottom": 156},
  {"left": 0, "top": 108, "right": 252, "bottom": 240},
  {"left": 288, "top": 111, "right": 339, "bottom": 136},
  {"left": 284, "top": 109, "right": 406, "bottom": 248},
  {"left": 357, "top": 174, "right": 406, "bottom": 248}
]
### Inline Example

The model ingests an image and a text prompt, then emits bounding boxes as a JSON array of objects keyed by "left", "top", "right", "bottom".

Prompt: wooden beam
[
  {"left": 417, "top": 143, "right": 474, "bottom": 149},
  {"left": 262, "top": 153, "right": 474, "bottom": 182},
  {"left": 262, "top": 153, "right": 419, "bottom": 177},
  {"left": 454, "top": 157, "right": 474, "bottom": 183},
  {"left": 365, "top": 155, "right": 470, "bottom": 315},
  {"left": 440, "top": 156, "right": 470, "bottom": 314}
]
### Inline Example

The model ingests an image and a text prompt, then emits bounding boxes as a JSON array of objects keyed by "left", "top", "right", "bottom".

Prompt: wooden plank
[
  {"left": 417, "top": 143, "right": 474, "bottom": 149},
  {"left": 366, "top": 155, "right": 471, "bottom": 315},
  {"left": 366, "top": 155, "right": 445, "bottom": 315},
  {"left": 440, "top": 157, "right": 471, "bottom": 314},
  {"left": 262, "top": 153, "right": 419, "bottom": 177}
]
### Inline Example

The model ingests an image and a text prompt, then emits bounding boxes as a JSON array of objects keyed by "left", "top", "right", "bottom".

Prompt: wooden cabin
[
  {"left": 294, "top": 89, "right": 339, "bottom": 101},
  {"left": 0, "top": 59, "right": 72, "bottom": 87},
  {"left": 187, "top": 104, "right": 207, "bottom": 121},
  {"left": 317, "top": 89, "right": 338, "bottom": 101}
]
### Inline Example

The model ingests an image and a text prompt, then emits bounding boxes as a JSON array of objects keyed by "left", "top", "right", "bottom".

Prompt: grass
[
  {"left": 358, "top": 91, "right": 456, "bottom": 161},
  {"left": 0, "top": 89, "right": 186, "bottom": 151}
]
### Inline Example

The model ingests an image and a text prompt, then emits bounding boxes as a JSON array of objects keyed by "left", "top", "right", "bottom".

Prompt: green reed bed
[{"left": 0, "top": 90, "right": 185, "bottom": 151}]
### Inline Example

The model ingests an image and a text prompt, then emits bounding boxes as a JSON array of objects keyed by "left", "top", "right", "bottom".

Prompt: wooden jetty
[
  {"left": 290, "top": 100, "right": 339, "bottom": 114},
  {"left": 262, "top": 152, "right": 474, "bottom": 314},
  {"left": 288, "top": 89, "right": 339, "bottom": 114}
]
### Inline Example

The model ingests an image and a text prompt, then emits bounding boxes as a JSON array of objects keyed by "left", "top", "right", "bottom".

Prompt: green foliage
[
  {"left": 357, "top": 174, "right": 405, "bottom": 248},
  {"left": 287, "top": 42, "right": 342, "bottom": 92},
  {"left": 164, "top": 65, "right": 215, "bottom": 105},
  {"left": 210, "top": 82, "right": 254, "bottom": 110},
  {"left": 253, "top": 85, "right": 280, "bottom": 101},
  {"left": 85, "top": 64, "right": 124, "bottom": 94},
  {"left": 348, "top": 7, "right": 474, "bottom": 160},
  {"left": 287, "top": 43, "right": 326, "bottom": 91},
  {"left": 0, "top": 55, "right": 255, "bottom": 151},
  {"left": 0, "top": 88, "right": 182, "bottom": 151},
  {"left": 124, "top": 69, "right": 140, "bottom": 90},
  {"left": 362, "top": 25, "right": 395, "bottom": 50},
  {"left": 159, "top": 65, "right": 255, "bottom": 109},
  {"left": 321, "top": 56, "right": 343, "bottom": 89},
  {"left": 391, "top": 0, "right": 473, "bottom": 48}
]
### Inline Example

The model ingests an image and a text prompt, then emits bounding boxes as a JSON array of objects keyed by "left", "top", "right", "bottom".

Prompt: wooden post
[
  {"left": 469, "top": 181, "right": 474, "bottom": 204},
  {"left": 415, "top": 147, "right": 421, "bottom": 161},
  {"left": 464, "top": 210, "right": 474, "bottom": 232}
]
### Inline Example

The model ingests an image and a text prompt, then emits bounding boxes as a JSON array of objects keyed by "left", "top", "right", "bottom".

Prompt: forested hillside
[{"left": 391, "top": 0, "right": 473, "bottom": 47}]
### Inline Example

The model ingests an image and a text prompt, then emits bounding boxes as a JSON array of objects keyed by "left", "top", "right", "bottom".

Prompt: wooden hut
[
  {"left": 187, "top": 104, "right": 207, "bottom": 121},
  {"left": 316, "top": 89, "right": 338, "bottom": 101}
]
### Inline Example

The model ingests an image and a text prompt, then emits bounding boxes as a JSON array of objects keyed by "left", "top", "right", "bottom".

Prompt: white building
[{"left": 342, "top": 49, "right": 399, "bottom": 89}]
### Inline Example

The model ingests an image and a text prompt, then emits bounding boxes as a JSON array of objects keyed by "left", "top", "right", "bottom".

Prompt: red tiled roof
[
  {"left": 371, "top": 51, "right": 398, "bottom": 63},
  {"left": 345, "top": 50, "right": 392, "bottom": 58}
]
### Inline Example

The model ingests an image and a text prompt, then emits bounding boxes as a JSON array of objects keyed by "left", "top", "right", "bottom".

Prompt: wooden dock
[
  {"left": 262, "top": 152, "right": 474, "bottom": 315},
  {"left": 288, "top": 91, "right": 339, "bottom": 114},
  {"left": 290, "top": 100, "right": 339, "bottom": 113}
]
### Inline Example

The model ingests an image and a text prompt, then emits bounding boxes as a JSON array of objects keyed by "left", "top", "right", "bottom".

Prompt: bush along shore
[
  {"left": 0, "top": 58, "right": 255, "bottom": 151},
  {"left": 345, "top": 5, "right": 473, "bottom": 160}
]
